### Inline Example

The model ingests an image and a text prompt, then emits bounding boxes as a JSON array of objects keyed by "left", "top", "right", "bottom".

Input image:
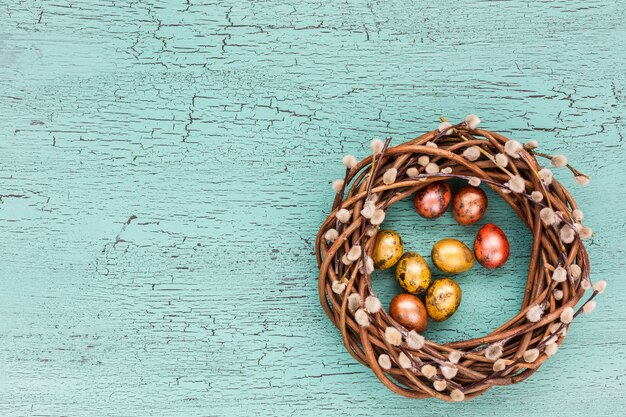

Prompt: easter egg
[
  {"left": 413, "top": 181, "right": 452, "bottom": 219},
  {"left": 395, "top": 252, "right": 431, "bottom": 294},
  {"left": 372, "top": 230, "right": 403, "bottom": 270},
  {"left": 431, "top": 238, "right": 474, "bottom": 274},
  {"left": 389, "top": 293, "right": 428, "bottom": 333},
  {"left": 452, "top": 186, "right": 488, "bottom": 225},
  {"left": 474, "top": 223, "right": 510, "bottom": 269},
  {"left": 425, "top": 278, "right": 462, "bottom": 322}
]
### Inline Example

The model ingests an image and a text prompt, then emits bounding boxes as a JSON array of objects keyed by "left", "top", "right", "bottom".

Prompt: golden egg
[
  {"left": 431, "top": 238, "right": 474, "bottom": 274},
  {"left": 372, "top": 230, "right": 403, "bottom": 270},
  {"left": 395, "top": 252, "right": 431, "bottom": 294},
  {"left": 425, "top": 278, "right": 462, "bottom": 322}
]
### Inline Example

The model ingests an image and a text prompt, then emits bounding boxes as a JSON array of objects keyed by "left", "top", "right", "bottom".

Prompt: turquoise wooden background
[{"left": 1, "top": 1, "right": 624, "bottom": 416}]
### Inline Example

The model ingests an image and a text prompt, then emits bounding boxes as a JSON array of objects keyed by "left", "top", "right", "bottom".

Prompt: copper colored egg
[
  {"left": 452, "top": 186, "right": 488, "bottom": 225},
  {"left": 474, "top": 223, "right": 510, "bottom": 269},
  {"left": 431, "top": 238, "right": 474, "bottom": 274},
  {"left": 425, "top": 278, "right": 462, "bottom": 322},
  {"left": 413, "top": 181, "right": 452, "bottom": 219},
  {"left": 389, "top": 293, "right": 428, "bottom": 333},
  {"left": 372, "top": 230, "right": 404, "bottom": 270},
  {"left": 395, "top": 252, "right": 431, "bottom": 294}
]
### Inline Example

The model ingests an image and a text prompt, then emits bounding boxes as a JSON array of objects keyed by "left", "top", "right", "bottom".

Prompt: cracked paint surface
[{"left": 0, "top": 1, "right": 625, "bottom": 416}]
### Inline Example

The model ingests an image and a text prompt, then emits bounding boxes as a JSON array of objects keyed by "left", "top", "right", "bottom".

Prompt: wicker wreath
[{"left": 315, "top": 116, "right": 606, "bottom": 401}]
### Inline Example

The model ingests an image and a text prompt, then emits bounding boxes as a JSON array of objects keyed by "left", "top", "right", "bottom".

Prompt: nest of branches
[{"left": 315, "top": 116, "right": 605, "bottom": 401}]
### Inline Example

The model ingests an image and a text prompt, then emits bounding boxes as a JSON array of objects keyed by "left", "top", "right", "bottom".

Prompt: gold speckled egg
[
  {"left": 372, "top": 230, "right": 403, "bottom": 270},
  {"left": 425, "top": 278, "right": 462, "bottom": 322},
  {"left": 395, "top": 252, "right": 431, "bottom": 294},
  {"left": 431, "top": 238, "right": 474, "bottom": 274}
]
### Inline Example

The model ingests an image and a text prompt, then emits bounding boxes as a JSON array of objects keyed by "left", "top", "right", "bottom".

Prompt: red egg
[
  {"left": 389, "top": 293, "right": 428, "bottom": 333},
  {"left": 413, "top": 181, "right": 451, "bottom": 219},
  {"left": 452, "top": 186, "right": 488, "bottom": 225},
  {"left": 474, "top": 223, "right": 510, "bottom": 269}
]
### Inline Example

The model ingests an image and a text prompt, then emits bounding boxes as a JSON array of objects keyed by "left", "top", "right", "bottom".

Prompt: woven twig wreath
[{"left": 315, "top": 116, "right": 606, "bottom": 401}]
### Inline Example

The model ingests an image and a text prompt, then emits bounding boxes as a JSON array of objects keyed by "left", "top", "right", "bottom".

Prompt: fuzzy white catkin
[
  {"left": 583, "top": 301, "right": 596, "bottom": 313},
  {"left": 524, "top": 140, "right": 539, "bottom": 150},
  {"left": 450, "top": 389, "right": 465, "bottom": 402},
  {"left": 560, "top": 225, "right": 576, "bottom": 244},
  {"left": 553, "top": 289, "right": 563, "bottom": 301},
  {"left": 485, "top": 343, "right": 503, "bottom": 360},
  {"left": 495, "top": 153, "right": 509, "bottom": 168},
  {"left": 354, "top": 308, "right": 369, "bottom": 327},
  {"left": 575, "top": 175, "right": 590, "bottom": 186},
  {"left": 581, "top": 278, "right": 591, "bottom": 290},
  {"left": 370, "top": 209, "right": 386, "bottom": 225},
  {"left": 421, "top": 364, "right": 436, "bottom": 379},
  {"left": 383, "top": 168, "right": 397, "bottom": 185},
  {"left": 336, "top": 208, "right": 351, "bottom": 223},
  {"left": 531, "top": 191, "right": 544, "bottom": 202},
  {"left": 465, "top": 114, "right": 480, "bottom": 130},
  {"left": 526, "top": 304, "right": 544, "bottom": 322},
  {"left": 468, "top": 177, "right": 481, "bottom": 187},
  {"left": 332, "top": 179, "right": 344, "bottom": 193},
  {"left": 507, "top": 175, "right": 526, "bottom": 193},
  {"left": 398, "top": 352, "right": 412, "bottom": 369},
  {"left": 341, "top": 254, "right": 352, "bottom": 265},
  {"left": 463, "top": 146, "right": 481, "bottom": 161},
  {"left": 425, "top": 141, "right": 438, "bottom": 148},
  {"left": 523, "top": 349, "right": 540, "bottom": 363},
  {"left": 359, "top": 256, "right": 375, "bottom": 274},
  {"left": 406, "top": 330, "right": 425, "bottom": 350},
  {"left": 342, "top": 154, "right": 357, "bottom": 169},
  {"left": 493, "top": 359, "right": 507, "bottom": 372},
  {"left": 440, "top": 365, "right": 457, "bottom": 379},
  {"left": 448, "top": 351, "right": 461, "bottom": 364},
  {"left": 441, "top": 167, "right": 453, "bottom": 174},
  {"left": 425, "top": 162, "right": 439, "bottom": 174},
  {"left": 560, "top": 306, "right": 574, "bottom": 324},
  {"left": 361, "top": 200, "right": 375, "bottom": 219},
  {"left": 347, "top": 293, "right": 362, "bottom": 311},
  {"left": 539, "top": 207, "right": 556, "bottom": 226},
  {"left": 384, "top": 327, "right": 402, "bottom": 346},
  {"left": 324, "top": 228, "right": 338, "bottom": 242},
  {"left": 365, "top": 296, "right": 382, "bottom": 313},
  {"left": 407, "top": 167, "right": 419, "bottom": 178},
  {"left": 551, "top": 322, "right": 567, "bottom": 336},
  {"left": 552, "top": 266, "right": 567, "bottom": 283},
  {"left": 551, "top": 155, "right": 568, "bottom": 168},
  {"left": 418, "top": 155, "right": 430, "bottom": 166},
  {"left": 371, "top": 138, "right": 384, "bottom": 154},
  {"left": 572, "top": 209, "right": 584, "bottom": 222},
  {"left": 331, "top": 281, "right": 346, "bottom": 294},
  {"left": 544, "top": 343, "right": 558, "bottom": 357},
  {"left": 347, "top": 245, "right": 362, "bottom": 262},
  {"left": 594, "top": 280, "right": 607, "bottom": 294},
  {"left": 538, "top": 168, "right": 553, "bottom": 185},
  {"left": 378, "top": 354, "right": 392, "bottom": 370},
  {"left": 579, "top": 226, "right": 593, "bottom": 239},
  {"left": 504, "top": 140, "right": 523, "bottom": 158},
  {"left": 433, "top": 380, "right": 447, "bottom": 391},
  {"left": 438, "top": 122, "right": 453, "bottom": 135},
  {"left": 569, "top": 264, "right": 582, "bottom": 280}
]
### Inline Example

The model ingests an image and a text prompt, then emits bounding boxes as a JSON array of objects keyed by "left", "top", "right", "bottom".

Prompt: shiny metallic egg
[
  {"left": 452, "top": 186, "right": 488, "bottom": 225},
  {"left": 395, "top": 252, "right": 431, "bottom": 294},
  {"left": 425, "top": 278, "right": 462, "bottom": 322},
  {"left": 431, "top": 238, "right": 474, "bottom": 274},
  {"left": 389, "top": 293, "right": 428, "bottom": 333},
  {"left": 413, "top": 181, "right": 452, "bottom": 219},
  {"left": 372, "top": 229, "right": 404, "bottom": 270},
  {"left": 474, "top": 223, "right": 510, "bottom": 269}
]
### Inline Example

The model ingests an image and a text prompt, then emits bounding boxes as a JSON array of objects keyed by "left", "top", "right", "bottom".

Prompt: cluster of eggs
[{"left": 372, "top": 182, "right": 510, "bottom": 333}]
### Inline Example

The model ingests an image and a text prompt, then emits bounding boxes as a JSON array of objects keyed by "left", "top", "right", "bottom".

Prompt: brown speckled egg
[
  {"left": 431, "top": 238, "right": 474, "bottom": 274},
  {"left": 413, "top": 181, "right": 452, "bottom": 219},
  {"left": 389, "top": 293, "right": 428, "bottom": 332},
  {"left": 452, "top": 186, "right": 488, "bottom": 225},
  {"left": 372, "top": 230, "right": 403, "bottom": 270},
  {"left": 395, "top": 252, "right": 431, "bottom": 294},
  {"left": 425, "top": 278, "right": 462, "bottom": 322},
  {"left": 474, "top": 223, "right": 510, "bottom": 269}
]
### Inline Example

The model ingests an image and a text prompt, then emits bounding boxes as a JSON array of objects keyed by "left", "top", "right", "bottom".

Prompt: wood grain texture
[{"left": 0, "top": 1, "right": 624, "bottom": 415}]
